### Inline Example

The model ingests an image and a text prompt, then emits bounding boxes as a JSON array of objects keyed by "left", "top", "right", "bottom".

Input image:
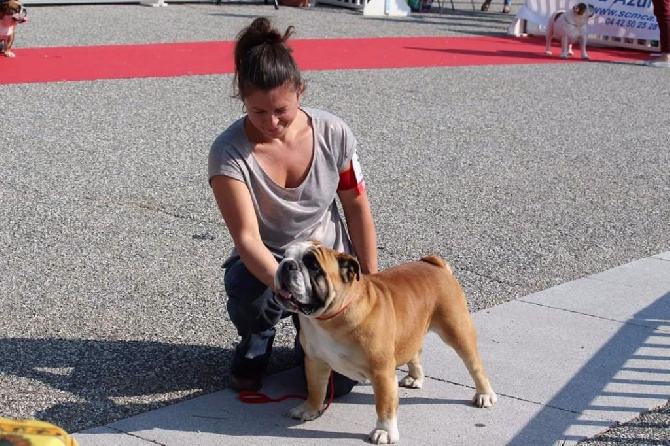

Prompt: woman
[{"left": 208, "top": 17, "right": 378, "bottom": 396}]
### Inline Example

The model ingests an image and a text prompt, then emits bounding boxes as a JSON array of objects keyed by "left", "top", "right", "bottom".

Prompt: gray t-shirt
[{"left": 208, "top": 107, "right": 356, "bottom": 264}]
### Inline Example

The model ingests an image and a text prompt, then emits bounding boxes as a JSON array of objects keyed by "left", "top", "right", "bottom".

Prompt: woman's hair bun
[
  {"left": 237, "top": 17, "right": 293, "bottom": 53},
  {"left": 233, "top": 17, "right": 301, "bottom": 99}
]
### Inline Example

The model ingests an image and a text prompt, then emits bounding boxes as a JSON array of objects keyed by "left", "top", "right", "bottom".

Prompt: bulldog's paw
[
  {"left": 545, "top": 50, "right": 553, "bottom": 56},
  {"left": 473, "top": 391, "right": 498, "bottom": 408},
  {"left": 288, "top": 402, "right": 323, "bottom": 421},
  {"left": 559, "top": 53, "right": 569, "bottom": 59},
  {"left": 398, "top": 374, "right": 423, "bottom": 389},
  {"left": 369, "top": 428, "right": 399, "bottom": 444},
  {"left": 3, "top": 51, "right": 15, "bottom": 58},
  {"left": 581, "top": 53, "right": 590, "bottom": 60}
]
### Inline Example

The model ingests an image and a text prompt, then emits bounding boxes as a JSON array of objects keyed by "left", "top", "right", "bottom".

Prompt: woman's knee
[
  {"left": 224, "top": 258, "right": 283, "bottom": 333},
  {"left": 224, "top": 258, "right": 265, "bottom": 297}
]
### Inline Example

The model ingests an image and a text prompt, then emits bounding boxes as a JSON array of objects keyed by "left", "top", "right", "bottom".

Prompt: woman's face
[{"left": 243, "top": 82, "right": 303, "bottom": 141}]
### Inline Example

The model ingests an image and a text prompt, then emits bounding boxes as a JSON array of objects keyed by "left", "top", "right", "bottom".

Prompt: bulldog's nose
[
  {"left": 279, "top": 259, "right": 299, "bottom": 285},
  {"left": 283, "top": 259, "right": 299, "bottom": 271}
]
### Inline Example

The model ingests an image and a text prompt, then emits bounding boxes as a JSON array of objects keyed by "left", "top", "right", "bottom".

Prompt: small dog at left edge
[{"left": 0, "top": 0, "right": 28, "bottom": 58}]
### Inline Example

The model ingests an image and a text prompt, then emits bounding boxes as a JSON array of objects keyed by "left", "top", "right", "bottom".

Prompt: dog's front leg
[
  {"left": 560, "top": 36, "right": 571, "bottom": 58},
  {"left": 369, "top": 370, "right": 400, "bottom": 444},
  {"left": 579, "top": 33, "right": 589, "bottom": 59},
  {"left": 1, "top": 36, "right": 15, "bottom": 57},
  {"left": 288, "top": 355, "right": 331, "bottom": 421}
]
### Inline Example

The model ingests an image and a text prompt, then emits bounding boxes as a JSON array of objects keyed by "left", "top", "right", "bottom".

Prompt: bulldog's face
[
  {"left": 274, "top": 241, "right": 360, "bottom": 317},
  {"left": 572, "top": 2, "right": 595, "bottom": 19},
  {"left": 1, "top": 0, "right": 27, "bottom": 22}
]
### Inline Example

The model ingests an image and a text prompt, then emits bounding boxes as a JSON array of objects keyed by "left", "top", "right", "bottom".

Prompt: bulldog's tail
[{"left": 420, "top": 255, "right": 452, "bottom": 274}]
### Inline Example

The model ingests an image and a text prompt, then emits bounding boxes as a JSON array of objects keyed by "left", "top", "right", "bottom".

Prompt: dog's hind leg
[
  {"left": 435, "top": 315, "right": 497, "bottom": 408},
  {"left": 545, "top": 18, "right": 554, "bottom": 55},
  {"left": 399, "top": 351, "right": 424, "bottom": 389}
]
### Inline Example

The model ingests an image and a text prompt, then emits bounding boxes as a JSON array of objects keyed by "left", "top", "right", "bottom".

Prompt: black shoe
[
  {"left": 230, "top": 372, "right": 263, "bottom": 392},
  {"left": 298, "top": 365, "right": 357, "bottom": 400},
  {"left": 327, "top": 372, "right": 357, "bottom": 399}
]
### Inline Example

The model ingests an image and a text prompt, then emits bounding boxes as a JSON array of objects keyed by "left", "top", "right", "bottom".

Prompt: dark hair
[{"left": 233, "top": 17, "right": 303, "bottom": 100}]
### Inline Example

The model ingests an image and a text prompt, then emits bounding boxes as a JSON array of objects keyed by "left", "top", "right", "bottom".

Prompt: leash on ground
[{"left": 237, "top": 371, "right": 336, "bottom": 413}]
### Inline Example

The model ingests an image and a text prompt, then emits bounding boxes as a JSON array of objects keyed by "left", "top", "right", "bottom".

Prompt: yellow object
[{"left": 0, "top": 418, "right": 78, "bottom": 446}]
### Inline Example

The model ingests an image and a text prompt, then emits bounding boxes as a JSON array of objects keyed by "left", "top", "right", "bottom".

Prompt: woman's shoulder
[
  {"left": 303, "top": 107, "right": 356, "bottom": 167},
  {"left": 303, "top": 106, "right": 346, "bottom": 125},
  {"left": 210, "top": 116, "right": 247, "bottom": 154},
  {"left": 208, "top": 117, "right": 249, "bottom": 182},
  {"left": 303, "top": 106, "right": 351, "bottom": 135}
]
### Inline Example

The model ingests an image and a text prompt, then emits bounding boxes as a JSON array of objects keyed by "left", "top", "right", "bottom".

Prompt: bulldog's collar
[
  {"left": 316, "top": 295, "right": 358, "bottom": 321},
  {"left": 564, "top": 15, "right": 582, "bottom": 27}
]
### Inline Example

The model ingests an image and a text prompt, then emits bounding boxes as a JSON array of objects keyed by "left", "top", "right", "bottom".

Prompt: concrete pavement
[{"left": 74, "top": 252, "right": 670, "bottom": 445}]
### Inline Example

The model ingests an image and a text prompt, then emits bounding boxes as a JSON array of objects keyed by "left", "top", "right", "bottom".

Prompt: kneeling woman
[{"left": 208, "top": 17, "right": 378, "bottom": 396}]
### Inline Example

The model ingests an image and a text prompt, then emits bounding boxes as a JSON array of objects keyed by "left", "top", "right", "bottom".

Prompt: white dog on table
[{"left": 545, "top": 2, "right": 596, "bottom": 60}]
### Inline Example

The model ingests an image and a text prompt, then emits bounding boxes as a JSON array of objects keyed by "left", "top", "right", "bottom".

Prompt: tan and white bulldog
[
  {"left": 545, "top": 2, "right": 595, "bottom": 60},
  {"left": 274, "top": 241, "right": 497, "bottom": 444}
]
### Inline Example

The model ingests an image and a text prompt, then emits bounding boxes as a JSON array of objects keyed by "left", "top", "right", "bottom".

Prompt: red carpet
[{"left": 0, "top": 35, "right": 645, "bottom": 85}]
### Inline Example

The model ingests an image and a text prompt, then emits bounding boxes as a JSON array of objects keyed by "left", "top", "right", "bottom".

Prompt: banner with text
[{"left": 517, "top": 0, "right": 659, "bottom": 40}]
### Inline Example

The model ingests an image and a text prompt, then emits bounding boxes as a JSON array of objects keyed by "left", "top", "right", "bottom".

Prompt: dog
[
  {"left": 545, "top": 2, "right": 595, "bottom": 60},
  {"left": 0, "top": 0, "right": 27, "bottom": 58},
  {"left": 274, "top": 241, "right": 497, "bottom": 444}
]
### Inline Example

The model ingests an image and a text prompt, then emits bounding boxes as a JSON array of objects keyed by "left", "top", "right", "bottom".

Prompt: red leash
[{"left": 237, "top": 371, "right": 336, "bottom": 412}]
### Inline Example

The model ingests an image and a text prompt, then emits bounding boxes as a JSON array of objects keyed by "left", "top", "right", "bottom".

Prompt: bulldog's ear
[{"left": 337, "top": 253, "right": 360, "bottom": 283}]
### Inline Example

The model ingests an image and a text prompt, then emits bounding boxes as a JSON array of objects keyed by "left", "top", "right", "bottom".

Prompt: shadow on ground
[
  {"left": 0, "top": 338, "right": 293, "bottom": 432},
  {"left": 513, "top": 292, "right": 670, "bottom": 445}
]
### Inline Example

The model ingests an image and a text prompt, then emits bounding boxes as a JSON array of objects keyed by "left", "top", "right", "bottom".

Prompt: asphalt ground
[{"left": 1, "top": 2, "right": 668, "bottom": 444}]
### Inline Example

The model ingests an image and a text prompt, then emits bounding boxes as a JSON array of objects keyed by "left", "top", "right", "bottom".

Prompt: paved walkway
[{"left": 74, "top": 252, "right": 670, "bottom": 445}]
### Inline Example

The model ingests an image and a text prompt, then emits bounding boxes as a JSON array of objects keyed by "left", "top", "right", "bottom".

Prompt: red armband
[{"left": 337, "top": 153, "right": 366, "bottom": 195}]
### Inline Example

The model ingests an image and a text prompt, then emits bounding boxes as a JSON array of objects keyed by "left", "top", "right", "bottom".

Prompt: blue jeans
[
  {"left": 223, "top": 257, "right": 356, "bottom": 397},
  {"left": 224, "top": 257, "right": 288, "bottom": 377}
]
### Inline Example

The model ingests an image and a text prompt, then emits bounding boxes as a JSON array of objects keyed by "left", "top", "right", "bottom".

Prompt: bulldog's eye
[{"left": 302, "top": 253, "right": 321, "bottom": 272}]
